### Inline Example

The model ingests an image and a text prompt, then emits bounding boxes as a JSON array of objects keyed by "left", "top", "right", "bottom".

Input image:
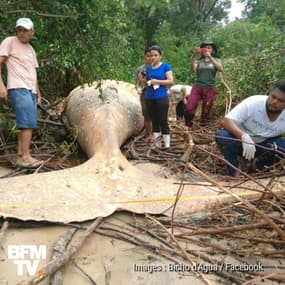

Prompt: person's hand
[
  {"left": 241, "top": 133, "right": 256, "bottom": 160},
  {"left": 192, "top": 47, "right": 201, "bottom": 56},
  {"left": 0, "top": 85, "right": 8, "bottom": 103},
  {"left": 203, "top": 50, "right": 211, "bottom": 58},
  {"left": 36, "top": 93, "right": 42, "bottom": 106}
]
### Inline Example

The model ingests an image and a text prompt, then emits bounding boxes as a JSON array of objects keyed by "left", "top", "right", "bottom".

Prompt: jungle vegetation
[{"left": 0, "top": 0, "right": 284, "bottom": 109}]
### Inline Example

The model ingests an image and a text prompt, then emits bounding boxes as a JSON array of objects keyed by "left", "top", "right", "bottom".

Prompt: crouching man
[
  {"left": 168, "top": 84, "right": 192, "bottom": 121},
  {"left": 215, "top": 80, "right": 285, "bottom": 176}
]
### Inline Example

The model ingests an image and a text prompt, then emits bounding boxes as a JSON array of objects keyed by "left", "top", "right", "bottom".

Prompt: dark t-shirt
[{"left": 195, "top": 57, "right": 221, "bottom": 87}]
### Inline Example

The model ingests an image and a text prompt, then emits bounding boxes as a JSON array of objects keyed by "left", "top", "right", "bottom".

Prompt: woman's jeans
[{"left": 215, "top": 129, "right": 285, "bottom": 176}]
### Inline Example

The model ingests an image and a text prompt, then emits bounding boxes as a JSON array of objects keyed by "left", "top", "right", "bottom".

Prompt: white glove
[
  {"left": 241, "top": 133, "right": 256, "bottom": 160},
  {"left": 147, "top": 80, "right": 152, "bottom": 86}
]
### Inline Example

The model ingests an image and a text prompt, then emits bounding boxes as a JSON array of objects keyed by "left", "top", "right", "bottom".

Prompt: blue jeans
[
  {"left": 215, "top": 129, "right": 285, "bottom": 176},
  {"left": 8, "top": 88, "right": 37, "bottom": 129}
]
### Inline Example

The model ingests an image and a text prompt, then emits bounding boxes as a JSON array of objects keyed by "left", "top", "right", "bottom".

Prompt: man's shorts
[{"left": 8, "top": 88, "right": 37, "bottom": 129}]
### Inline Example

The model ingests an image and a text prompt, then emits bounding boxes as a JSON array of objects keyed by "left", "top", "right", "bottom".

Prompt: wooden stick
[
  {"left": 187, "top": 163, "right": 285, "bottom": 240},
  {"left": 146, "top": 214, "right": 213, "bottom": 285},
  {"left": 241, "top": 273, "right": 285, "bottom": 285},
  {"left": 0, "top": 220, "right": 8, "bottom": 247},
  {"left": 18, "top": 217, "right": 103, "bottom": 285},
  {"left": 171, "top": 181, "right": 184, "bottom": 234},
  {"left": 49, "top": 228, "right": 77, "bottom": 285},
  {"left": 175, "top": 221, "right": 284, "bottom": 238}
]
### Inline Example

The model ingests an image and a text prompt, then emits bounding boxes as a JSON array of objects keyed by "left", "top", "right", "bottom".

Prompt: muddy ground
[{"left": 0, "top": 165, "right": 284, "bottom": 285}]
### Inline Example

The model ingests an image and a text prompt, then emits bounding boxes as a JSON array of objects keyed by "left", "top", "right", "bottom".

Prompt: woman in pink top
[{"left": 0, "top": 18, "right": 43, "bottom": 168}]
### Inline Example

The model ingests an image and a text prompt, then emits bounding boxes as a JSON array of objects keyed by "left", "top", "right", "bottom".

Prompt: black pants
[
  {"left": 176, "top": 101, "right": 185, "bottom": 119},
  {"left": 146, "top": 97, "right": 170, "bottom": 134}
]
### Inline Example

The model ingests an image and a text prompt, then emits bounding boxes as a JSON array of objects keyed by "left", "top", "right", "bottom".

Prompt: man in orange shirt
[{"left": 0, "top": 18, "right": 43, "bottom": 168}]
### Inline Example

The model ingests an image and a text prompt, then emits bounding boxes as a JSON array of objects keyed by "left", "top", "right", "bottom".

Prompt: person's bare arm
[
  {"left": 189, "top": 48, "right": 201, "bottom": 72},
  {"left": 0, "top": 56, "right": 8, "bottom": 102},
  {"left": 36, "top": 81, "right": 41, "bottom": 105},
  {"left": 150, "top": 70, "right": 174, "bottom": 86},
  {"left": 221, "top": 117, "right": 245, "bottom": 139},
  {"left": 206, "top": 52, "right": 223, "bottom": 71}
]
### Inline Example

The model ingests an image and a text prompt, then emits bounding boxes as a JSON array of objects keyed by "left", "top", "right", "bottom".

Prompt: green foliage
[
  {"left": 124, "top": 0, "right": 169, "bottom": 47},
  {"left": 0, "top": 104, "right": 19, "bottom": 145},
  {"left": 243, "top": 0, "right": 285, "bottom": 31},
  {"left": 1, "top": 0, "right": 144, "bottom": 99},
  {"left": 210, "top": 19, "right": 285, "bottom": 105},
  {"left": 168, "top": 0, "right": 231, "bottom": 38},
  {"left": 0, "top": 0, "right": 284, "bottom": 119}
]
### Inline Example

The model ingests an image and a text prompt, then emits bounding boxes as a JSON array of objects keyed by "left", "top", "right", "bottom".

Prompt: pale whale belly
[{"left": 66, "top": 80, "right": 144, "bottom": 158}]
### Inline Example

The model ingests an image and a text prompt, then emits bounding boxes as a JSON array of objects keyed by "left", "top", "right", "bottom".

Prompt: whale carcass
[
  {"left": 0, "top": 80, "right": 252, "bottom": 223},
  {"left": 65, "top": 80, "right": 144, "bottom": 174}
]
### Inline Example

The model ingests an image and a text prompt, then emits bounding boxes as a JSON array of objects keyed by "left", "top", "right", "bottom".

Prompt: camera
[
  {"left": 141, "top": 70, "right": 147, "bottom": 77},
  {"left": 199, "top": 48, "right": 207, "bottom": 53}
]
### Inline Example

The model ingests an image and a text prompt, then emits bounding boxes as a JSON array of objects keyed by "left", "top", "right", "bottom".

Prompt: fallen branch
[
  {"left": 241, "top": 272, "right": 285, "bottom": 285},
  {"left": 18, "top": 217, "right": 104, "bottom": 285},
  {"left": 187, "top": 163, "right": 285, "bottom": 240},
  {"left": 175, "top": 221, "right": 284, "bottom": 238},
  {"left": 0, "top": 220, "right": 8, "bottom": 247},
  {"left": 146, "top": 214, "right": 213, "bottom": 285},
  {"left": 221, "top": 232, "right": 285, "bottom": 246},
  {"left": 49, "top": 227, "right": 77, "bottom": 285}
]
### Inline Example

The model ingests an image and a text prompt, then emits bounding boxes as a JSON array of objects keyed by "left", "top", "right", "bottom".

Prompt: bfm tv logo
[{"left": 7, "top": 245, "right": 46, "bottom": 276}]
